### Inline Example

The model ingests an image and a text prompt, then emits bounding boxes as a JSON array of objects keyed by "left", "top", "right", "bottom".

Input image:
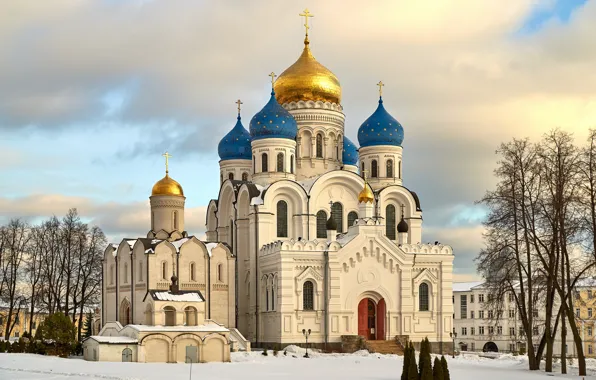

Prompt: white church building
[{"left": 88, "top": 10, "right": 455, "bottom": 361}]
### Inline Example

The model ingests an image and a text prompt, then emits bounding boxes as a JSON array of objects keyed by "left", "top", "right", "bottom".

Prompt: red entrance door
[{"left": 358, "top": 298, "right": 377, "bottom": 339}]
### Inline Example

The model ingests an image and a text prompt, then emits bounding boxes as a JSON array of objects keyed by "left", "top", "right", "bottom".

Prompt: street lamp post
[
  {"left": 449, "top": 328, "right": 457, "bottom": 359},
  {"left": 302, "top": 328, "right": 312, "bottom": 358}
]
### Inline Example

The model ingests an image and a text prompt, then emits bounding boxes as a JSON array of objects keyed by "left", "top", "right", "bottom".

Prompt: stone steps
[{"left": 364, "top": 339, "right": 405, "bottom": 355}]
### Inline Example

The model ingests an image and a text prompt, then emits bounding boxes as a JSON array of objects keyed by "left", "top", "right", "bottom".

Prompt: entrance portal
[{"left": 357, "top": 297, "right": 385, "bottom": 340}]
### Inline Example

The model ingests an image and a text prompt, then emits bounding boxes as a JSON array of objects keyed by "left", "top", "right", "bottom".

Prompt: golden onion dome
[
  {"left": 358, "top": 182, "right": 374, "bottom": 204},
  {"left": 151, "top": 173, "right": 184, "bottom": 197},
  {"left": 274, "top": 38, "right": 341, "bottom": 105}
]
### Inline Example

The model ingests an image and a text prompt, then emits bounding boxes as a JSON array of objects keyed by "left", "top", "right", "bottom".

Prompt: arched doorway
[
  {"left": 122, "top": 348, "right": 132, "bottom": 362},
  {"left": 483, "top": 341, "right": 498, "bottom": 352},
  {"left": 358, "top": 298, "right": 385, "bottom": 340},
  {"left": 119, "top": 299, "right": 131, "bottom": 325}
]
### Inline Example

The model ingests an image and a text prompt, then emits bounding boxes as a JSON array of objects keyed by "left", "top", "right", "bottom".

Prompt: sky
[{"left": 0, "top": 0, "right": 595, "bottom": 282}]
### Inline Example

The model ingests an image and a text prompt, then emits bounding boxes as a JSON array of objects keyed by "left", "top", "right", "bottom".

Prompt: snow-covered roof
[
  {"left": 298, "top": 177, "right": 318, "bottom": 193},
  {"left": 575, "top": 277, "right": 596, "bottom": 287},
  {"left": 150, "top": 291, "right": 204, "bottom": 302},
  {"left": 205, "top": 242, "right": 218, "bottom": 256},
  {"left": 127, "top": 324, "right": 228, "bottom": 333},
  {"left": 453, "top": 281, "right": 484, "bottom": 292},
  {"left": 250, "top": 184, "right": 267, "bottom": 205},
  {"left": 89, "top": 336, "right": 138, "bottom": 344}
]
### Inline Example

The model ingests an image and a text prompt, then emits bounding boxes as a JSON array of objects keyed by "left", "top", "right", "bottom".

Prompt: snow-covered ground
[{"left": 1, "top": 349, "right": 595, "bottom": 380}]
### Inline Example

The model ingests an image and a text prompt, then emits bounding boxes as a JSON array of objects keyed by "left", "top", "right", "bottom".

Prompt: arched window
[
  {"left": 185, "top": 306, "right": 197, "bottom": 326},
  {"left": 242, "top": 172, "right": 248, "bottom": 181},
  {"left": 316, "top": 210, "right": 327, "bottom": 239},
  {"left": 190, "top": 262, "right": 196, "bottom": 281},
  {"left": 348, "top": 211, "right": 358, "bottom": 228},
  {"left": 399, "top": 161, "right": 402, "bottom": 178},
  {"left": 419, "top": 283, "right": 429, "bottom": 311},
  {"left": 276, "top": 200, "right": 288, "bottom": 237},
  {"left": 386, "top": 160, "right": 393, "bottom": 178},
  {"left": 290, "top": 155, "right": 294, "bottom": 174},
  {"left": 277, "top": 152, "right": 284, "bottom": 172},
  {"left": 386, "top": 204, "right": 396, "bottom": 240},
  {"left": 303, "top": 281, "right": 314, "bottom": 310},
  {"left": 335, "top": 144, "right": 339, "bottom": 160},
  {"left": 139, "top": 261, "right": 143, "bottom": 282},
  {"left": 173, "top": 211, "right": 178, "bottom": 230},
  {"left": 253, "top": 157, "right": 256, "bottom": 173},
  {"left": 316, "top": 133, "right": 323, "bottom": 158},
  {"left": 217, "top": 263, "right": 223, "bottom": 282},
  {"left": 162, "top": 262, "right": 167, "bottom": 280},
  {"left": 164, "top": 306, "right": 176, "bottom": 326},
  {"left": 266, "top": 288, "right": 269, "bottom": 311},
  {"left": 151, "top": 211, "right": 154, "bottom": 230},
  {"left": 110, "top": 265, "right": 114, "bottom": 284},
  {"left": 261, "top": 153, "right": 268, "bottom": 172},
  {"left": 228, "top": 172, "right": 234, "bottom": 180},
  {"left": 371, "top": 160, "right": 378, "bottom": 178},
  {"left": 361, "top": 162, "right": 365, "bottom": 177},
  {"left": 123, "top": 262, "right": 128, "bottom": 284},
  {"left": 271, "top": 279, "right": 276, "bottom": 311},
  {"left": 331, "top": 202, "right": 343, "bottom": 233}
]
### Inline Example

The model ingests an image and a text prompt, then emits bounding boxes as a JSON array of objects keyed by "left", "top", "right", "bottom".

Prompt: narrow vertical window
[
  {"left": 228, "top": 173, "right": 234, "bottom": 180},
  {"left": 398, "top": 161, "right": 402, "bottom": 178},
  {"left": 271, "top": 280, "right": 275, "bottom": 311},
  {"left": 261, "top": 153, "right": 268, "bottom": 172},
  {"left": 123, "top": 262, "right": 128, "bottom": 284},
  {"left": 242, "top": 172, "right": 248, "bottom": 181},
  {"left": 331, "top": 202, "right": 343, "bottom": 233},
  {"left": 276, "top": 200, "right": 288, "bottom": 237},
  {"left": 361, "top": 162, "right": 365, "bottom": 177},
  {"left": 253, "top": 156, "right": 255, "bottom": 173},
  {"left": 173, "top": 211, "right": 178, "bottom": 230},
  {"left": 190, "top": 263, "right": 195, "bottom": 281},
  {"left": 110, "top": 265, "right": 114, "bottom": 285},
  {"left": 316, "top": 210, "right": 327, "bottom": 238},
  {"left": 277, "top": 152, "right": 284, "bottom": 172},
  {"left": 151, "top": 212, "right": 154, "bottom": 230},
  {"left": 290, "top": 155, "right": 294, "bottom": 174},
  {"left": 371, "top": 160, "right": 378, "bottom": 178},
  {"left": 139, "top": 261, "right": 143, "bottom": 282},
  {"left": 266, "top": 288, "right": 269, "bottom": 311},
  {"left": 303, "top": 281, "right": 314, "bottom": 310},
  {"left": 217, "top": 263, "right": 223, "bottom": 282},
  {"left": 162, "top": 262, "right": 167, "bottom": 280},
  {"left": 386, "top": 160, "right": 393, "bottom": 178},
  {"left": 386, "top": 205, "right": 396, "bottom": 240},
  {"left": 316, "top": 134, "right": 323, "bottom": 158},
  {"left": 419, "top": 283, "right": 429, "bottom": 311},
  {"left": 348, "top": 211, "right": 358, "bottom": 228}
]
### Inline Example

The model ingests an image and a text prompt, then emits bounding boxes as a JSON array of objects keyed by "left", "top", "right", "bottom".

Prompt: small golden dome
[
  {"left": 274, "top": 39, "right": 341, "bottom": 105},
  {"left": 151, "top": 174, "right": 184, "bottom": 197},
  {"left": 358, "top": 182, "right": 374, "bottom": 204}
]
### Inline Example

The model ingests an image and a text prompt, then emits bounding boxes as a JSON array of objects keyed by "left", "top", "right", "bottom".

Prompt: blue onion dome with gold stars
[
  {"left": 358, "top": 97, "right": 404, "bottom": 147},
  {"left": 249, "top": 90, "right": 297, "bottom": 141},
  {"left": 218, "top": 114, "right": 252, "bottom": 160},
  {"left": 342, "top": 136, "right": 359, "bottom": 166}
]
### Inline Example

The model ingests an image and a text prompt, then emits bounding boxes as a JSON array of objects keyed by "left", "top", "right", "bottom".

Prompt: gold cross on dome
[
  {"left": 377, "top": 81, "right": 385, "bottom": 97},
  {"left": 269, "top": 72, "right": 277, "bottom": 87},
  {"left": 235, "top": 99, "right": 243, "bottom": 114},
  {"left": 162, "top": 151, "right": 172, "bottom": 174},
  {"left": 299, "top": 9, "right": 314, "bottom": 36}
]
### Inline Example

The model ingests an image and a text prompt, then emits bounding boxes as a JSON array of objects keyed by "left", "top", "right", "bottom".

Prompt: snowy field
[{"left": 1, "top": 348, "right": 595, "bottom": 380}]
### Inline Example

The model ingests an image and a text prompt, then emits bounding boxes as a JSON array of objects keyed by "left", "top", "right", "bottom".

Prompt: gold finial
[
  {"left": 269, "top": 72, "right": 277, "bottom": 87},
  {"left": 235, "top": 99, "right": 243, "bottom": 115},
  {"left": 299, "top": 8, "right": 314, "bottom": 43},
  {"left": 377, "top": 81, "right": 384, "bottom": 97},
  {"left": 358, "top": 169, "right": 374, "bottom": 204},
  {"left": 162, "top": 151, "right": 172, "bottom": 174}
]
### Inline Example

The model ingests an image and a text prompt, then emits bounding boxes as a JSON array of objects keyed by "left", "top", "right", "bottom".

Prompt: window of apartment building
[
  {"left": 479, "top": 294, "right": 484, "bottom": 303},
  {"left": 497, "top": 326, "right": 502, "bottom": 335},
  {"left": 32, "top": 322, "right": 36, "bottom": 329},
  {"left": 533, "top": 326, "right": 539, "bottom": 336},
  {"left": 461, "top": 295, "right": 467, "bottom": 319},
  {"left": 471, "top": 342, "right": 475, "bottom": 351},
  {"left": 577, "top": 308, "right": 581, "bottom": 318},
  {"left": 589, "top": 345, "right": 593, "bottom": 355},
  {"left": 589, "top": 326, "right": 593, "bottom": 336},
  {"left": 509, "top": 309, "right": 515, "bottom": 318},
  {"left": 520, "top": 327, "right": 525, "bottom": 337},
  {"left": 488, "top": 326, "right": 494, "bottom": 335},
  {"left": 575, "top": 291, "right": 580, "bottom": 300},
  {"left": 533, "top": 344, "right": 538, "bottom": 353},
  {"left": 508, "top": 293, "right": 515, "bottom": 302},
  {"left": 471, "top": 311, "right": 475, "bottom": 319},
  {"left": 589, "top": 308, "right": 593, "bottom": 318},
  {"left": 470, "top": 295, "right": 474, "bottom": 303},
  {"left": 0, "top": 316, "right": 3, "bottom": 325},
  {"left": 509, "top": 343, "right": 515, "bottom": 352},
  {"left": 488, "top": 310, "right": 493, "bottom": 319},
  {"left": 471, "top": 327, "right": 475, "bottom": 336},
  {"left": 533, "top": 309, "right": 539, "bottom": 318},
  {"left": 479, "top": 310, "right": 484, "bottom": 319},
  {"left": 589, "top": 290, "right": 593, "bottom": 299},
  {"left": 461, "top": 327, "right": 467, "bottom": 336},
  {"left": 479, "top": 326, "right": 485, "bottom": 335},
  {"left": 510, "top": 327, "right": 515, "bottom": 336},
  {"left": 14, "top": 331, "right": 19, "bottom": 338},
  {"left": 488, "top": 294, "right": 493, "bottom": 302}
]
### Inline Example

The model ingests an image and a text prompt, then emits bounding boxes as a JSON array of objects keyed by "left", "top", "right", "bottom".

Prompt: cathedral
[{"left": 89, "top": 10, "right": 454, "bottom": 362}]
